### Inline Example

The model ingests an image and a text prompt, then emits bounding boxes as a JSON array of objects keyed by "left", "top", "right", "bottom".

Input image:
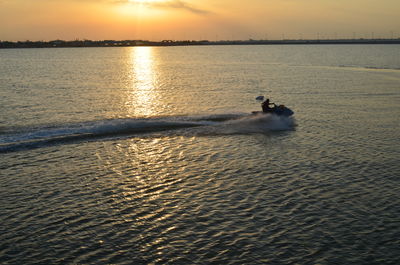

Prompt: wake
[{"left": 0, "top": 113, "right": 295, "bottom": 153}]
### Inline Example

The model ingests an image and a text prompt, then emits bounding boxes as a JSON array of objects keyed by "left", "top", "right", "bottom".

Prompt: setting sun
[{"left": 128, "top": 0, "right": 164, "bottom": 3}]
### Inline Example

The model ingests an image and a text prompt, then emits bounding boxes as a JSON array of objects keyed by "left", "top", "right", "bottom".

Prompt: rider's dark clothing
[{"left": 262, "top": 99, "right": 271, "bottom": 112}]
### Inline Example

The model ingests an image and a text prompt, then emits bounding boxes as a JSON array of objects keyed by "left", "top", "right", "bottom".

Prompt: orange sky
[{"left": 0, "top": 0, "right": 399, "bottom": 41}]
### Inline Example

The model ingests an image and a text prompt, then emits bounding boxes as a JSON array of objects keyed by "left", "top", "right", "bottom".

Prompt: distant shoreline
[{"left": 1, "top": 38, "right": 400, "bottom": 49}]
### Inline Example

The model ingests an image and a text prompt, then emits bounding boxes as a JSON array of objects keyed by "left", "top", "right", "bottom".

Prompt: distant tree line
[
  {"left": 1, "top": 38, "right": 399, "bottom": 49},
  {"left": 0, "top": 39, "right": 210, "bottom": 49}
]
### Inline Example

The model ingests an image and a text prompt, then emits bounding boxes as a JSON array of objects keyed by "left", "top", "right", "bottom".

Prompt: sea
[{"left": 1, "top": 44, "right": 399, "bottom": 264}]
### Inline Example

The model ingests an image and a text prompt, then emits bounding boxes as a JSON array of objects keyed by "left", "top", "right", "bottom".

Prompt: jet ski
[{"left": 252, "top": 103, "right": 294, "bottom": 117}]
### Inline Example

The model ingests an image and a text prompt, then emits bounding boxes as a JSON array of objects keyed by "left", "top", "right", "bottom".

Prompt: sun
[
  {"left": 128, "top": 0, "right": 163, "bottom": 3},
  {"left": 115, "top": 0, "right": 167, "bottom": 18}
]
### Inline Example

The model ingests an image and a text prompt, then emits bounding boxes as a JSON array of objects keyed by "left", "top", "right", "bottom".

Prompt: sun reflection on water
[{"left": 127, "top": 47, "right": 159, "bottom": 117}]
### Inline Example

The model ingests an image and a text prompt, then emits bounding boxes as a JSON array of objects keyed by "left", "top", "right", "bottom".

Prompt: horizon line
[{"left": 1, "top": 38, "right": 400, "bottom": 49}]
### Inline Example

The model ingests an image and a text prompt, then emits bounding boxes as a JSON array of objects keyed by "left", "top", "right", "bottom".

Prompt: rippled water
[{"left": 1, "top": 45, "right": 400, "bottom": 264}]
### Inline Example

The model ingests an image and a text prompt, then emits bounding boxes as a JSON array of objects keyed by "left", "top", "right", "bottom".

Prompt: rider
[{"left": 262, "top": 98, "right": 274, "bottom": 113}]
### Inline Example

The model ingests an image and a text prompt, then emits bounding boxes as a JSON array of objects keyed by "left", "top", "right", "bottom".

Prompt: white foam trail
[
  {"left": 226, "top": 113, "right": 296, "bottom": 133},
  {"left": 0, "top": 113, "right": 296, "bottom": 152},
  {"left": 187, "top": 113, "right": 296, "bottom": 136},
  {"left": 0, "top": 114, "right": 245, "bottom": 152}
]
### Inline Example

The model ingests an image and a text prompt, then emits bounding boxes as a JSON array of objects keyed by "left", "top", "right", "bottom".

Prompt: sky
[{"left": 0, "top": 0, "right": 399, "bottom": 41}]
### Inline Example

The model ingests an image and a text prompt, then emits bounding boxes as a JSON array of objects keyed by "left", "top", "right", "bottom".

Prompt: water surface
[{"left": 1, "top": 45, "right": 399, "bottom": 264}]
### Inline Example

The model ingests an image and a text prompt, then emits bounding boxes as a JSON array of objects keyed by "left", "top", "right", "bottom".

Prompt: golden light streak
[{"left": 126, "top": 47, "right": 160, "bottom": 117}]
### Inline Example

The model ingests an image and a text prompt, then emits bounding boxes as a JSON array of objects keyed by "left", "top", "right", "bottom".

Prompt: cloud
[
  {"left": 152, "top": 0, "right": 212, "bottom": 15},
  {"left": 113, "top": 0, "right": 212, "bottom": 15}
]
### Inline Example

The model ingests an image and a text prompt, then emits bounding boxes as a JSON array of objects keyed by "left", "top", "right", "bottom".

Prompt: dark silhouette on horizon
[{"left": 1, "top": 38, "right": 400, "bottom": 49}]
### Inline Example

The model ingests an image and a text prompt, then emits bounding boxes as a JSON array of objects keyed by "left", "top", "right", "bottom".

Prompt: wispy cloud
[
  {"left": 113, "top": 0, "right": 212, "bottom": 15},
  {"left": 152, "top": 0, "right": 212, "bottom": 15}
]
